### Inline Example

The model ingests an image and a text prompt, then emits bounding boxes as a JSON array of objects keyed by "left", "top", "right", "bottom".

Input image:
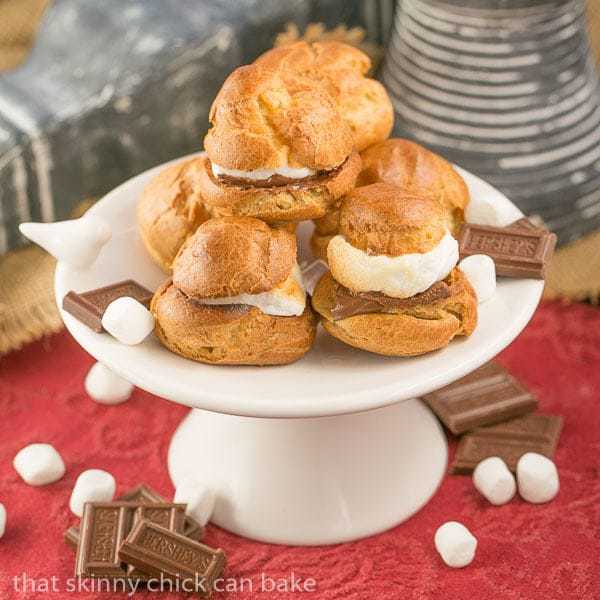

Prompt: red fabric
[{"left": 1, "top": 300, "right": 599, "bottom": 600}]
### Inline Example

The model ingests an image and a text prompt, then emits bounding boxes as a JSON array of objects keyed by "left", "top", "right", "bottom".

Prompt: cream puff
[
  {"left": 312, "top": 184, "right": 477, "bottom": 357},
  {"left": 152, "top": 217, "right": 317, "bottom": 365},
  {"left": 311, "top": 138, "right": 470, "bottom": 260},
  {"left": 137, "top": 157, "right": 212, "bottom": 272},
  {"left": 254, "top": 41, "right": 394, "bottom": 152},
  {"left": 197, "top": 63, "right": 362, "bottom": 224}
]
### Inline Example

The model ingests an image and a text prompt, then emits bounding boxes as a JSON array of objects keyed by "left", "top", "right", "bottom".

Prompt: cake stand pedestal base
[{"left": 168, "top": 399, "right": 447, "bottom": 545}]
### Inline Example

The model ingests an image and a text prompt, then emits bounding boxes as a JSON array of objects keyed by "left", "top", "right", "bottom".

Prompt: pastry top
[
  {"left": 337, "top": 183, "right": 447, "bottom": 256},
  {"left": 357, "top": 139, "right": 469, "bottom": 233},
  {"left": 255, "top": 41, "right": 394, "bottom": 152},
  {"left": 204, "top": 64, "right": 354, "bottom": 172},
  {"left": 172, "top": 217, "right": 297, "bottom": 299}
]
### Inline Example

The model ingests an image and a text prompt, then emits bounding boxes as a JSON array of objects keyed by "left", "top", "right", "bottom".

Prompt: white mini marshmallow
[
  {"left": 0, "top": 503, "right": 6, "bottom": 538},
  {"left": 101, "top": 297, "right": 155, "bottom": 345},
  {"left": 465, "top": 195, "right": 522, "bottom": 228},
  {"left": 458, "top": 255, "right": 497, "bottom": 303},
  {"left": 434, "top": 521, "right": 477, "bottom": 568},
  {"left": 328, "top": 231, "right": 459, "bottom": 298},
  {"left": 19, "top": 216, "right": 111, "bottom": 269},
  {"left": 174, "top": 481, "right": 216, "bottom": 526},
  {"left": 13, "top": 443, "right": 66, "bottom": 486},
  {"left": 517, "top": 452, "right": 559, "bottom": 504},
  {"left": 473, "top": 457, "right": 516, "bottom": 505},
  {"left": 85, "top": 362, "right": 134, "bottom": 405},
  {"left": 69, "top": 469, "right": 116, "bottom": 517}
]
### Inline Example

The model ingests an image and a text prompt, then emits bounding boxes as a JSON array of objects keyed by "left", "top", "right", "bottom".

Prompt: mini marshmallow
[
  {"left": 101, "top": 297, "right": 155, "bottom": 345},
  {"left": 13, "top": 443, "right": 66, "bottom": 486},
  {"left": 517, "top": 452, "right": 559, "bottom": 504},
  {"left": 19, "top": 215, "right": 111, "bottom": 269},
  {"left": 459, "top": 255, "right": 496, "bottom": 303},
  {"left": 465, "top": 195, "right": 522, "bottom": 228},
  {"left": 85, "top": 362, "right": 134, "bottom": 405},
  {"left": 0, "top": 503, "right": 6, "bottom": 538},
  {"left": 69, "top": 469, "right": 116, "bottom": 517},
  {"left": 434, "top": 521, "right": 477, "bottom": 568},
  {"left": 473, "top": 457, "right": 516, "bottom": 505},
  {"left": 174, "top": 481, "right": 216, "bottom": 526}
]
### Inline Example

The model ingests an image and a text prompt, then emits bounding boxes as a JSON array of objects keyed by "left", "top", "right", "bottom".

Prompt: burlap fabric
[{"left": 0, "top": 1, "right": 599, "bottom": 355}]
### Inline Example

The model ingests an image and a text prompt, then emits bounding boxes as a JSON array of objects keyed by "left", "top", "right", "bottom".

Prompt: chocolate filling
[
  {"left": 210, "top": 158, "right": 347, "bottom": 189},
  {"left": 331, "top": 280, "right": 451, "bottom": 320},
  {"left": 178, "top": 287, "right": 252, "bottom": 315}
]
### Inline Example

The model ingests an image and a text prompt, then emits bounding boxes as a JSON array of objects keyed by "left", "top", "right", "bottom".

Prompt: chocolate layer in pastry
[
  {"left": 331, "top": 280, "right": 451, "bottom": 320},
  {"left": 211, "top": 158, "right": 346, "bottom": 189}
]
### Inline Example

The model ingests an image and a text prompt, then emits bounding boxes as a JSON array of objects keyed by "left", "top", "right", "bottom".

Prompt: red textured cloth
[{"left": 1, "top": 300, "right": 599, "bottom": 600}]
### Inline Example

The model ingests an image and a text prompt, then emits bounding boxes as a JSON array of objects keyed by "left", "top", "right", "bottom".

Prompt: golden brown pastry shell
[
  {"left": 254, "top": 41, "right": 393, "bottom": 152},
  {"left": 337, "top": 183, "right": 446, "bottom": 255},
  {"left": 137, "top": 158, "right": 212, "bottom": 272},
  {"left": 172, "top": 217, "right": 297, "bottom": 299},
  {"left": 357, "top": 139, "right": 469, "bottom": 235},
  {"left": 205, "top": 64, "right": 354, "bottom": 171}
]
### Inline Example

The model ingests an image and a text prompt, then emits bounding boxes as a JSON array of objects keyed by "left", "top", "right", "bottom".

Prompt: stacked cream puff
[
  {"left": 312, "top": 184, "right": 477, "bottom": 356},
  {"left": 138, "top": 39, "right": 477, "bottom": 364},
  {"left": 152, "top": 217, "right": 316, "bottom": 365}
]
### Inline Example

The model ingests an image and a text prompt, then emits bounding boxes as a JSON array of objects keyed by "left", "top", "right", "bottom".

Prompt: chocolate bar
[
  {"left": 65, "top": 484, "right": 203, "bottom": 550},
  {"left": 422, "top": 362, "right": 538, "bottom": 435},
  {"left": 458, "top": 222, "right": 556, "bottom": 279},
  {"left": 127, "top": 504, "right": 187, "bottom": 580},
  {"left": 75, "top": 503, "right": 133, "bottom": 579},
  {"left": 451, "top": 413, "right": 563, "bottom": 474},
  {"left": 119, "top": 520, "right": 226, "bottom": 597},
  {"left": 62, "top": 280, "right": 153, "bottom": 332}
]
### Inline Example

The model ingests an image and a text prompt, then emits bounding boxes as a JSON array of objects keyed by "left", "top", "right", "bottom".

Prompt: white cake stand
[{"left": 54, "top": 154, "right": 543, "bottom": 545}]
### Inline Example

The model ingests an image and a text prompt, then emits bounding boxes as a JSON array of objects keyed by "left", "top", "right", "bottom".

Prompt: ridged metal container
[{"left": 382, "top": 0, "right": 600, "bottom": 244}]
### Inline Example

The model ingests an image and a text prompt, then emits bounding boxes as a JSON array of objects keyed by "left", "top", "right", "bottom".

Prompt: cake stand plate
[{"left": 55, "top": 153, "right": 543, "bottom": 545}]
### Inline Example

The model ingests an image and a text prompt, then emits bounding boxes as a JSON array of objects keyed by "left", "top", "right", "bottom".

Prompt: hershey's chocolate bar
[
  {"left": 75, "top": 503, "right": 133, "bottom": 579},
  {"left": 127, "top": 504, "right": 187, "bottom": 580},
  {"left": 119, "top": 520, "right": 226, "bottom": 597},
  {"left": 458, "top": 222, "right": 556, "bottom": 279},
  {"left": 422, "top": 362, "right": 538, "bottom": 435},
  {"left": 65, "top": 484, "right": 204, "bottom": 550},
  {"left": 62, "top": 280, "right": 153, "bottom": 332},
  {"left": 451, "top": 413, "right": 563, "bottom": 474}
]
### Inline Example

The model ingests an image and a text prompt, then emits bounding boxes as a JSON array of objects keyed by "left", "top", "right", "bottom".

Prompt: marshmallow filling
[
  {"left": 191, "top": 265, "right": 306, "bottom": 317},
  {"left": 327, "top": 231, "right": 459, "bottom": 299},
  {"left": 210, "top": 158, "right": 346, "bottom": 188}
]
